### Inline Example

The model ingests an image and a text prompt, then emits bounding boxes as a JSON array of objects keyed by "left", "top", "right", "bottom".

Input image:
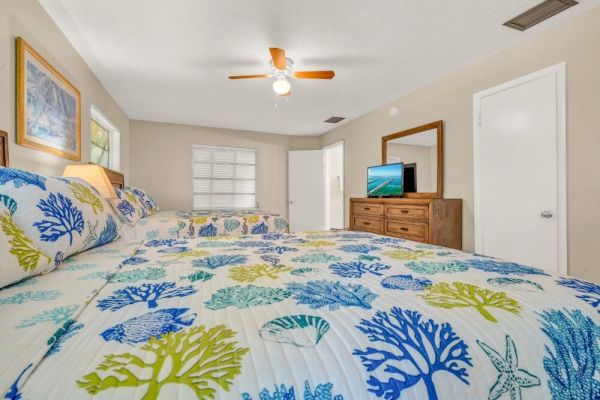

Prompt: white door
[
  {"left": 288, "top": 150, "right": 325, "bottom": 232},
  {"left": 324, "top": 141, "right": 345, "bottom": 230},
  {"left": 474, "top": 63, "right": 566, "bottom": 274}
]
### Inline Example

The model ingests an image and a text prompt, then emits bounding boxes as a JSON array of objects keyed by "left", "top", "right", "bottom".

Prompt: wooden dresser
[{"left": 349, "top": 197, "right": 462, "bottom": 250}]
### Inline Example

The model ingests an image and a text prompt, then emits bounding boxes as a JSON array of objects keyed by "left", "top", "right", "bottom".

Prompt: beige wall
[
  {"left": 0, "top": 0, "right": 130, "bottom": 178},
  {"left": 321, "top": 5, "right": 600, "bottom": 281},
  {"left": 129, "top": 120, "right": 320, "bottom": 217}
]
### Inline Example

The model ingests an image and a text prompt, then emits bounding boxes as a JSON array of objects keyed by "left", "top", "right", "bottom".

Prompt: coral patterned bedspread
[
  {"left": 2, "top": 231, "right": 599, "bottom": 399},
  {"left": 121, "top": 210, "right": 290, "bottom": 241}
]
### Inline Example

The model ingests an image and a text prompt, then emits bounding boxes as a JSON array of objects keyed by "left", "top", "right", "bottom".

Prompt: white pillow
[
  {"left": 109, "top": 187, "right": 146, "bottom": 225},
  {"left": 0, "top": 167, "right": 122, "bottom": 271},
  {"left": 127, "top": 186, "right": 159, "bottom": 216}
]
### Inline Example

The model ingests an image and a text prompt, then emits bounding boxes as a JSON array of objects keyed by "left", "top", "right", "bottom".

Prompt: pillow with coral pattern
[
  {"left": 109, "top": 187, "right": 146, "bottom": 225},
  {"left": 0, "top": 199, "right": 57, "bottom": 288},
  {"left": 126, "top": 186, "right": 159, "bottom": 216},
  {"left": 0, "top": 167, "right": 121, "bottom": 277}
]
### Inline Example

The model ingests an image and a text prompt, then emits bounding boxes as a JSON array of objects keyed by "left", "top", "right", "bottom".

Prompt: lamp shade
[{"left": 63, "top": 164, "right": 116, "bottom": 199}]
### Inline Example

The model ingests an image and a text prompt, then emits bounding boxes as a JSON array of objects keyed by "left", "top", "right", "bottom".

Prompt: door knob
[{"left": 541, "top": 210, "right": 553, "bottom": 218}]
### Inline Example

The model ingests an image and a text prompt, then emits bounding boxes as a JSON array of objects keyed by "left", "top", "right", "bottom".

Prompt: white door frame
[
  {"left": 322, "top": 140, "right": 345, "bottom": 230},
  {"left": 473, "top": 62, "right": 567, "bottom": 274}
]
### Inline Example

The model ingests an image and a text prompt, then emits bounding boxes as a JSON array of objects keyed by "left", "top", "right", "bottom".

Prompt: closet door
[
  {"left": 288, "top": 150, "right": 325, "bottom": 232},
  {"left": 474, "top": 64, "right": 566, "bottom": 274}
]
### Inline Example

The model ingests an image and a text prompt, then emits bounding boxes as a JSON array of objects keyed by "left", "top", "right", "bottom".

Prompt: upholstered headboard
[
  {"left": 0, "top": 130, "right": 8, "bottom": 167},
  {"left": 98, "top": 164, "right": 124, "bottom": 189}
]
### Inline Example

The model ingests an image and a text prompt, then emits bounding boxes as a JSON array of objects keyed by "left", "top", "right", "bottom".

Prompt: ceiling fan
[{"left": 228, "top": 48, "right": 335, "bottom": 97}]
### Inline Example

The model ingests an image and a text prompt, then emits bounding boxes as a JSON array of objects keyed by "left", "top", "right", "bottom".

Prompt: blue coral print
[
  {"left": 338, "top": 244, "right": 380, "bottom": 254},
  {"left": 100, "top": 308, "right": 196, "bottom": 345},
  {"left": 242, "top": 380, "right": 344, "bottom": 400},
  {"left": 354, "top": 307, "right": 472, "bottom": 399},
  {"left": 192, "top": 255, "right": 248, "bottom": 269},
  {"left": 329, "top": 261, "right": 390, "bottom": 278},
  {"left": 0, "top": 167, "right": 46, "bottom": 190},
  {"left": 34, "top": 193, "right": 85, "bottom": 244},
  {"left": 286, "top": 280, "right": 377, "bottom": 310},
  {"left": 539, "top": 308, "right": 599, "bottom": 400},
  {"left": 556, "top": 277, "right": 600, "bottom": 312},
  {"left": 97, "top": 282, "right": 197, "bottom": 311}
]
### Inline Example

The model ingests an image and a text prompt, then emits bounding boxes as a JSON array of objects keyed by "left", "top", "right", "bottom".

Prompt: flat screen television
[{"left": 367, "top": 162, "right": 404, "bottom": 197}]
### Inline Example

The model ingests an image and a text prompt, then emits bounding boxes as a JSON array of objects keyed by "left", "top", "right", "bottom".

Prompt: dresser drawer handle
[
  {"left": 400, "top": 227, "right": 409, "bottom": 231},
  {"left": 363, "top": 222, "right": 371, "bottom": 226},
  {"left": 401, "top": 210, "right": 409, "bottom": 214},
  {"left": 363, "top": 207, "right": 370, "bottom": 211}
]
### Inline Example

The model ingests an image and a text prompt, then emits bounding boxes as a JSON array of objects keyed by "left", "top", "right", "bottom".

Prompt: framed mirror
[{"left": 381, "top": 120, "right": 443, "bottom": 198}]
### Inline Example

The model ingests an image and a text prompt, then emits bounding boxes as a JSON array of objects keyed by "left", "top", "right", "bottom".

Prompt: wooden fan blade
[
  {"left": 228, "top": 74, "right": 272, "bottom": 79},
  {"left": 293, "top": 70, "right": 335, "bottom": 79},
  {"left": 269, "top": 48, "right": 286, "bottom": 70}
]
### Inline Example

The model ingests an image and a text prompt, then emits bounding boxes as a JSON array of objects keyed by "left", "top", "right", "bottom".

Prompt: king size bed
[{"left": 0, "top": 166, "right": 598, "bottom": 400}]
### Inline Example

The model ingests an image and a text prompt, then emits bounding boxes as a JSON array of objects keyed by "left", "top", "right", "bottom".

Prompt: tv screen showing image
[{"left": 367, "top": 163, "right": 404, "bottom": 197}]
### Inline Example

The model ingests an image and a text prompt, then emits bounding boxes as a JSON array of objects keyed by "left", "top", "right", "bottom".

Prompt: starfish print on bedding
[{"left": 477, "top": 335, "right": 541, "bottom": 400}]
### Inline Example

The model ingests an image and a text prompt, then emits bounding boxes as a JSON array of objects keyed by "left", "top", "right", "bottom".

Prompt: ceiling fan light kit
[{"left": 229, "top": 47, "right": 335, "bottom": 99}]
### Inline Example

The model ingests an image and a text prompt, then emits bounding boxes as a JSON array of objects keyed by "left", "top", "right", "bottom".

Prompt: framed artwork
[
  {"left": 0, "top": 130, "right": 8, "bottom": 167},
  {"left": 16, "top": 37, "right": 81, "bottom": 161}
]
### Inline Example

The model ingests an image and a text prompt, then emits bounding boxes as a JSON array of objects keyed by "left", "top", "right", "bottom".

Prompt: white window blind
[{"left": 192, "top": 145, "right": 257, "bottom": 209}]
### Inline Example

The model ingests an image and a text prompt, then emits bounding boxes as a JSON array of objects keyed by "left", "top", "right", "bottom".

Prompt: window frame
[
  {"left": 90, "top": 106, "right": 120, "bottom": 170},
  {"left": 191, "top": 144, "right": 258, "bottom": 210}
]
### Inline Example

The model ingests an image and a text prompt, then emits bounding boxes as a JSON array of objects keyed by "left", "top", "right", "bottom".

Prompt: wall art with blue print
[{"left": 16, "top": 37, "right": 80, "bottom": 161}]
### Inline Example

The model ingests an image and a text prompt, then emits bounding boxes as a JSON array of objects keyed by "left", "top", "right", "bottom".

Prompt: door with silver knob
[{"left": 474, "top": 64, "right": 566, "bottom": 274}]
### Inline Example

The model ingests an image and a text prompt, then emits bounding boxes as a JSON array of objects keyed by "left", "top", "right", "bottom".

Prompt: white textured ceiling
[{"left": 40, "top": 0, "right": 599, "bottom": 135}]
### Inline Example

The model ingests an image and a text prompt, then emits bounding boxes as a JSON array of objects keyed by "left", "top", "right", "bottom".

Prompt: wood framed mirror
[{"left": 381, "top": 120, "right": 443, "bottom": 199}]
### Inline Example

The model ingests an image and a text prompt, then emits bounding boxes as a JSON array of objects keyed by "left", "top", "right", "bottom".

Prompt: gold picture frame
[{"left": 16, "top": 37, "right": 81, "bottom": 161}]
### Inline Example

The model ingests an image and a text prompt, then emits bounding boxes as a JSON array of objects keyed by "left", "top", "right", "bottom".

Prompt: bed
[
  {"left": 100, "top": 167, "right": 289, "bottom": 240},
  {"left": 2, "top": 230, "right": 598, "bottom": 399},
  {"left": 121, "top": 209, "right": 289, "bottom": 241}
]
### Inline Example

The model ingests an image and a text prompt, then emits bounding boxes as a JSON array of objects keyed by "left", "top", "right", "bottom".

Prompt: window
[
  {"left": 91, "top": 107, "right": 120, "bottom": 170},
  {"left": 192, "top": 145, "right": 257, "bottom": 209}
]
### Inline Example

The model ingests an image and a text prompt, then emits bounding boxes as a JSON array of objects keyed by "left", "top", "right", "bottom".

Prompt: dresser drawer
[
  {"left": 353, "top": 216, "right": 383, "bottom": 234},
  {"left": 385, "top": 220, "right": 428, "bottom": 242},
  {"left": 352, "top": 202, "right": 384, "bottom": 217},
  {"left": 386, "top": 205, "right": 429, "bottom": 221}
]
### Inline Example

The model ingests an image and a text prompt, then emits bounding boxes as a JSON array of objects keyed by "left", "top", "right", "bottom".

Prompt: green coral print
[
  {"left": 0, "top": 212, "right": 51, "bottom": 271},
  {"left": 384, "top": 249, "right": 434, "bottom": 261},
  {"left": 79, "top": 271, "right": 112, "bottom": 281},
  {"left": 291, "top": 252, "right": 342, "bottom": 264},
  {"left": 0, "top": 290, "right": 60, "bottom": 305},
  {"left": 274, "top": 218, "right": 288, "bottom": 230},
  {"left": 69, "top": 181, "right": 104, "bottom": 214},
  {"left": 180, "top": 270, "right": 214, "bottom": 283},
  {"left": 62, "top": 263, "right": 98, "bottom": 272},
  {"left": 77, "top": 325, "right": 249, "bottom": 400},
  {"left": 477, "top": 335, "right": 541, "bottom": 400},
  {"left": 228, "top": 264, "right": 292, "bottom": 283},
  {"left": 205, "top": 285, "right": 291, "bottom": 310},
  {"left": 419, "top": 282, "right": 521, "bottom": 322},
  {"left": 17, "top": 304, "right": 78, "bottom": 328},
  {"left": 110, "top": 267, "right": 166, "bottom": 283},
  {"left": 224, "top": 218, "right": 241, "bottom": 232},
  {"left": 406, "top": 261, "right": 469, "bottom": 275}
]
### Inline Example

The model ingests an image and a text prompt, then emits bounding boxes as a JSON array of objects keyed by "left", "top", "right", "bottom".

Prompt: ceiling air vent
[
  {"left": 504, "top": 0, "right": 578, "bottom": 31},
  {"left": 324, "top": 116, "right": 345, "bottom": 124}
]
